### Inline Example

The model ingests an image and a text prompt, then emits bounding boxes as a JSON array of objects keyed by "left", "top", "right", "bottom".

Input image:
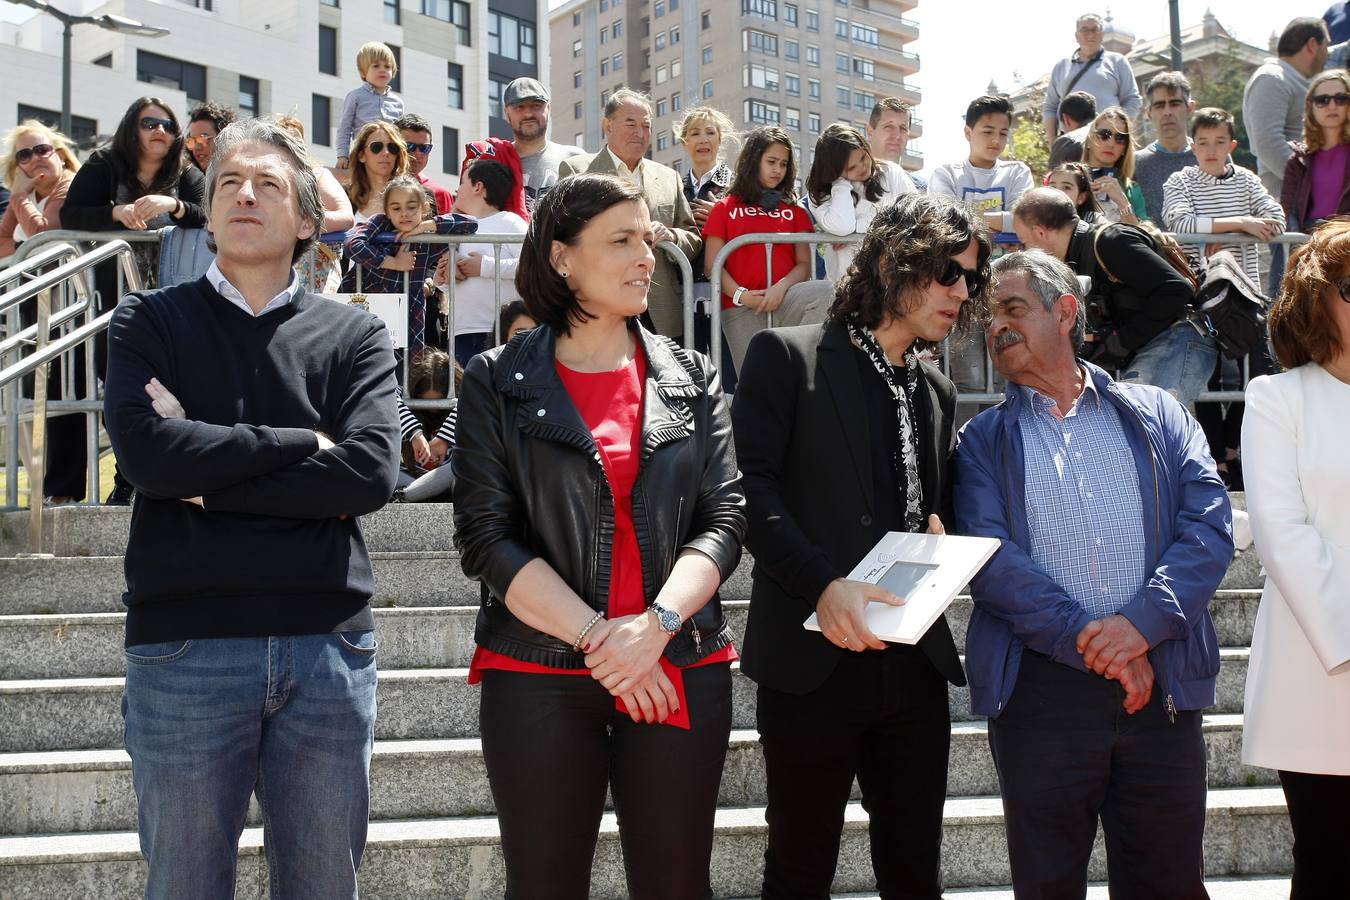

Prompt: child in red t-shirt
[{"left": 703, "top": 126, "right": 816, "bottom": 371}]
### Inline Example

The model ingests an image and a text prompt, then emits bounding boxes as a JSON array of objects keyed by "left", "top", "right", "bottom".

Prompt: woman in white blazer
[{"left": 1241, "top": 220, "right": 1350, "bottom": 900}]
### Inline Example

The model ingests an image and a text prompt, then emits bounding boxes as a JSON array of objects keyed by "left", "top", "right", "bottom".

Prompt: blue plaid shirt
[{"left": 1017, "top": 368, "right": 1148, "bottom": 618}]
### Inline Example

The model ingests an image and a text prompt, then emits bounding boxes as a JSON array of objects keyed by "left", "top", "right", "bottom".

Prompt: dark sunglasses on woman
[
  {"left": 139, "top": 116, "right": 178, "bottom": 135},
  {"left": 366, "top": 141, "right": 400, "bottom": 155},
  {"left": 15, "top": 144, "right": 55, "bottom": 164},
  {"left": 937, "top": 257, "right": 984, "bottom": 296},
  {"left": 1093, "top": 128, "right": 1129, "bottom": 146},
  {"left": 1312, "top": 92, "right": 1350, "bottom": 108}
]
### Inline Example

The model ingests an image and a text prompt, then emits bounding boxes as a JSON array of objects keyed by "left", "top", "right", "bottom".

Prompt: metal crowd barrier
[{"left": 708, "top": 229, "right": 1312, "bottom": 405}]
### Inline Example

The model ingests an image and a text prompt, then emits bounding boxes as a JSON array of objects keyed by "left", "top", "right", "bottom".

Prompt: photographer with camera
[{"left": 1011, "top": 188, "right": 1217, "bottom": 410}]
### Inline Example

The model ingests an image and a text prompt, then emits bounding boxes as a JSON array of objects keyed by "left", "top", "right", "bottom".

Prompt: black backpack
[{"left": 1191, "top": 250, "right": 1269, "bottom": 360}]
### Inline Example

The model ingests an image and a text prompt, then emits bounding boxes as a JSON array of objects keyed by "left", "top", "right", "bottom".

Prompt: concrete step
[
  {"left": 0, "top": 787, "right": 1292, "bottom": 898},
  {"left": 0, "top": 591, "right": 1264, "bottom": 679},
  {"left": 0, "top": 715, "right": 1275, "bottom": 836},
  {"left": 0, "top": 652, "right": 1254, "bottom": 754}
]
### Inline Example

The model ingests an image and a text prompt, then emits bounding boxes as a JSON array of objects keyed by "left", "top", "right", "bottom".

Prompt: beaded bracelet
[{"left": 572, "top": 611, "right": 605, "bottom": 652}]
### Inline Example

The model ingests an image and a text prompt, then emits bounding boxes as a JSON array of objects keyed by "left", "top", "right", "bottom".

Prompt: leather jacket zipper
[{"left": 670, "top": 498, "right": 701, "bottom": 654}]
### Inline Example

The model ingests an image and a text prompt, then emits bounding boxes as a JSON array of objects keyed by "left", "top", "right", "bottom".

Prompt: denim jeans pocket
[
  {"left": 337, "top": 630, "right": 378, "bottom": 655},
  {"left": 124, "top": 640, "right": 194, "bottom": 665}
]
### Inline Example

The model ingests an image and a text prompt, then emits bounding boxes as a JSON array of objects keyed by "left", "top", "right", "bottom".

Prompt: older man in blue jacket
[{"left": 954, "top": 249, "right": 1232, "bottom": 899}]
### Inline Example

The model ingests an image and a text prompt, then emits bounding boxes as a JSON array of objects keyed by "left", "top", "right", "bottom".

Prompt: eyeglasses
[
  {"left": 406, "top": 141, "right": 434, "bottom": 154},
  {"left": 139, "top": 116, "right": 178, "bottom": 135},
  {"left": 937, "top": 258, "right": 984, "bottom": 296},
  {"left": 365, "top": 141, "right": 400, "bottom": 155},
  {"left": 15, "top": 144, "right": 55, "bottom": 164},
  {"left": 1093, "top": 128, "right": 1130, "bottom": 146},
  {"left": 1312, "top": 92, "right": 1350, "bottom": 108}
]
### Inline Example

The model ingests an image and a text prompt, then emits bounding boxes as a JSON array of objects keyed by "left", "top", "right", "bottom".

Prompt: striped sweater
[
  {"left": 1161, "top": 164, "right": 1285, "bottom": 284},
  {"left": 397, "top": 397, "right": 457, "bottom": 446}
]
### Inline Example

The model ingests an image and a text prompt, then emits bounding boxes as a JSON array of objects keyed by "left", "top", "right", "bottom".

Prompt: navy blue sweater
[{"left": 104, "top": 276, "right": 400, "bottom": 645}]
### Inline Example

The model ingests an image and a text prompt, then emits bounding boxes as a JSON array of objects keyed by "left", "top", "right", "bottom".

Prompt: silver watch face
[{"left": 652, "top": 605, "right": 681, "bottom": 633}]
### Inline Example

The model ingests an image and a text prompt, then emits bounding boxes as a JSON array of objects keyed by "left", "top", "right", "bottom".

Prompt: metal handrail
[
  {"left": 0, "top": 242, "right": 84, "bottom": 290},
  {"left": 0, "top": 239, "right": 142, "bottom": 549}
]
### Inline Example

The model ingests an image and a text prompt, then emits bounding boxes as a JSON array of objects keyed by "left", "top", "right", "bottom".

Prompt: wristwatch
[
  {"left": 648, "top": 602, "right": 682, "bottom": 636},
  {"left": 731, "top": 286, "right": 748, "bottom": 307}
]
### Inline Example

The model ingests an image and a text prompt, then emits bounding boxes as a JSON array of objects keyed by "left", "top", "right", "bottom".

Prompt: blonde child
[{"left": 336, "top": 42, "right": 405, "bottom": 171}]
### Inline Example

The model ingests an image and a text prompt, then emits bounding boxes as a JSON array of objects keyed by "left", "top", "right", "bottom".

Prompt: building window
[
  {"left": 311, "top": 94, "right": 331, "bottom": 146},
  {"left": 17, "top": 103, "right": 97, "bottom": 144},
  {"left": 785, "top": 106, "right": 800, "bottom": 129},
  {"left": 742, "top": 0, "right": 777, "bottom": 19},
  {"left": 320, "top": 0, "right": 338, "bottom": 6},
  {"left": 837, "top": 86, "right": 850, "bottom": 107},
  {"left": 423, "top": 0, "right": 471, "bottom": 46},
  {"left": 806, "top": 45, "right": 819, "bottom": 66},
  {"left": 852, "top": 57, "right": 874, "bottom": 80},
  {"left": 614, "top": 18, "right": 623, "bottom": 36},
  {"left": 387, "top": 44, "right": 402, "bottom": 93},
  {"left": 176, "top": 0, "right": 214, "bottom": 7},
  {"left": 489, "top": 12, "right": 536, "bottom": 64},
  {"left": 744, "top": 29, "right": 778, "bottom": 55},
  {"left": 744, "top": 62, "right": 780, "bottom": 91},
  {"left": 655, "top": 0, "right": 665, "bottom": 17},
  {"left": 318, "top": 25, "right": 338, "bottom": 75},
  {"left": 573, "top": 70, "right": 582, "bottom": 88},
  {"left": 600, "top": 26, "right": 608, "bottom": 44},
  {"left": 785, "top": 73, "right": 800, "bottom": 95},
  {"left": 784, "top": 3, "right": 798, "bottom": 25},
  {"left": 670, "top": 25, "right": 679, "bottom": 44},
  {"left": 575, "top": 101, "right": 583, "bottom": 119},
  {"left": 702, "top": 46, "right": 713, "bottom": 64},
  {"left": 656, "top": 64, "right": 667, "bottom": 85},
  {"left": 808, "top": 78, "right": 821, "bottom": 99},
  {"left": 746, "top": 98, "right": 781, "bottom": 125},
  {"left": 671, "top": 91, "right": 682, "bottom": 111},
  {"left": 785, "top": 39, "right": 799, "bottom": 61},
  {"left": 657, "top": 97, "right": 668, "bottom": 117},
  {"left": 670, "top": 0, "right": 679, "bottom": 9},
  {"left": 655, "top": 32, "right": 665, "bottom": 50},
  {"left": 442, "top": 126, "right": 459, "bottom": 175},
  {"left": 447, "top": 62, "right": 464, "bottom": 108},
  {"left": 384, "top": 0, "right": 400, "bottom": 24},
  {"left": 701, "top": 11, "right": 711, "bottom": 29},
  {"left": 238, "top": 76, "right": 259, "bottom": 118},
  {"left": 670, "top": 57, "right": 680, "bottom": 77},
  {"left": 93, "top": 53, "right": 112, "bottom": 67},
  {"left": 573, "top": 39, "right": 583, "bottom": 57},
  {"left": 573, "top": 11, "right": 580, "bottom": 26},
  {"left": 854, "top": 91, "right": 873, "bottom": 111},
  {"left": 835, "top": 17, "right": 848, "bottom": 38},
  {"left": 851, "top": 22, "right": 879, "bottom": 45},
  {"left": 136, "top": 50, "right": 207, "bottom": 105},
  {"left": 702, "top": 80, "right": 714, "bottom": 98},
  {"left": 602, "top": 58, "right": 610, "bottom": 76},
  {"left": 836, "top": 52, "right": 848, "bottom": 73},
  {"left": 600, "top": 0, "right": 608, "bottom": 9},
  {"left": 488, "top": 76, "right": 507, "bottom": 119},
  {"left": 808, "top": 112, "right": 821, "bottom": 133},
  {"left": 657, "top": 131, "right": 670, "bottom": 151},
  {"left": 614, "top": 52, "right": 623, "bottom": 70},
  {"left": 806, "top": 9, "right": 819, "bottom": 30}
]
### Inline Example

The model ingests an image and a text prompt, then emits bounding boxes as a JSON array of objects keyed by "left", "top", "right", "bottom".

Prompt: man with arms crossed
[
  {"left": 954, "top": 249, "right": 1232, "bottom": 899},
  {"left": 104, "top": 119, "right": 400, "bottom": 899}
]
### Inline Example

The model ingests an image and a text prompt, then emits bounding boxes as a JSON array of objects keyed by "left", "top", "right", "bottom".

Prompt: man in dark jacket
[
  {"left": 104, "top": 119, "right": 399, "bottom": 900},
  {"left": 954, "top": 249, "right": 1232, "bottom": 898},
  {"left": 733, "top": 194, "right": 986, "bottom": 898},
  {"left": 1012, "top": 187, "right": 1217, "bottom": 410}
]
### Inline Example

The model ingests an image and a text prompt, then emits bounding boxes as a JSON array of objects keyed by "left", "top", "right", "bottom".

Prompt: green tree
[
  {"left": 1188, "top": 38, "right": 1259, "bottom": 171},
  {"left": 1009, "top": 86, "right": 1050, "bottom": 183}
]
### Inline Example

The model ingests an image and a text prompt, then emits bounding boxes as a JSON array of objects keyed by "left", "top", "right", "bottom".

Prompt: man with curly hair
[{"left": 732, "top": 193, "right": 992, "bottom": 898}]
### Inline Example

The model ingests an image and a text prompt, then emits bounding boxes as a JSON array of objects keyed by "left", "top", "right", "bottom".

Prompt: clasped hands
[
  {"left": 583, "top": 612, "right": 679, "bottom": 726},
  {"left": 1076, "top": 614, "right": 1153, "bottom": 714}
]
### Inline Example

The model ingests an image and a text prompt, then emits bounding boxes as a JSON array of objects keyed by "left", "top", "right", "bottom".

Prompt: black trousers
[
  {"left": 1278, "top": 769, "right": 1350, "bottom": 899},
  {"left": 756, "top": 644, "right": 951, "bottom": 900},
  {"left": 479, "top": 663, "right": 733, "bottom": 900},
  {"left": 988, "top": 650, "right": 1209, "bottom": 900}
]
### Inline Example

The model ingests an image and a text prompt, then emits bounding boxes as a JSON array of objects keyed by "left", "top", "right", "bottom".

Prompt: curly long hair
[
  {"left": 1303, "top": 70, "right": 1350, "bottom": 154},
  {"left": 828, "top": 192, "right": 993, "bottom": 340}
]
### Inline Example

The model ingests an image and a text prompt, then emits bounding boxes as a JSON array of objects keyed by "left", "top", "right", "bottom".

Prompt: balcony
[
  {"left": 868, "top": 75, "right": 920, "bottom": 106},
  {"left": 909, "top": 116, "right": 923, "bottom": 139},
  {"left": 854, "top": 4, "right": 920, "bottom": 41},
  {"left": 875, "top": 47, "right": 920, "bottom": 75},
  {"left": 902, "top": 148, "right": 923, "bottom": 171}
]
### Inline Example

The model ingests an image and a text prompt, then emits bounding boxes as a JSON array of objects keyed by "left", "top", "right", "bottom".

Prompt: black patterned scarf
[{"left": 846, "top": 319, "right": 925, "bottom": 533}]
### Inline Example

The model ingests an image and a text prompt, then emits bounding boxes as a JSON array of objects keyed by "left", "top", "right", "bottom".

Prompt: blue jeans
[
  {"left": 122, "top": 632, "right": 378, "bottom": 900},
  {"left": 1119, "top": 321, "right": 1218, "bottom": 412}
]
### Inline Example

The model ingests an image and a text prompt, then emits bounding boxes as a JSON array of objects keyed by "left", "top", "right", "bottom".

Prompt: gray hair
[
  {"left": 604, "top": 88, "right": 652, "bottom": 119},
  {"left": 205, "top": 119, "right": 324, "bottom": 264},
  {"left": 1145, "top": 71, "right": 1192, "bottom": 104},
  {"left": 1076, "top": 12, "right": 1104, "bottom": 28},
  {"left": 991, "top": 250, "right": 1087, "bottom": 350}
]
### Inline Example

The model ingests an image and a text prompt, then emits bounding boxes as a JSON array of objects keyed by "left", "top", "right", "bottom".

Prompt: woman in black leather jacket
[{"left": 453, "top": 173, "right": 746, "bottom": 898}]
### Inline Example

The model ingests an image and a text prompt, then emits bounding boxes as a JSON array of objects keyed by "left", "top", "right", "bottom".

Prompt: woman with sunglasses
[
  {"left": 61, "top": 97, "right": 206, "bottom": 504},
  {"left": 1080, "top": 107, "right": 1147, "bottom": 224},
  {"left": 0, "top": 120, "right": 80, "bottom": 258},
  {"left": 1282, "top": 70, "right": 1350, "bottom": 232},
  {"left": 1241, "top": 219, "right": 1350, "bottom": 899},
  {"left": 345, "top": 121, "right": 410, "bottom": 224}
]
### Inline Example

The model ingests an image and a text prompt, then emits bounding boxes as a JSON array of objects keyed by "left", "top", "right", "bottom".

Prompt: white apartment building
[{"left": 0, "top": 0, "right": 548, "bottom": 180}]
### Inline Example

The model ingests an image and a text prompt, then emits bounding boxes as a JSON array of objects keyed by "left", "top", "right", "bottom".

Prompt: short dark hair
[
  {"left": 111, "top": 97, "right": 188, "bottom": 196},
  {"left": 965, "top": 94, "right": 1013, "bottom": 128},
  {"left": 188, "top": 102, "right": 237, "bottom": 133},
  {"left": 729, "top": 126, "right": 797, "bottom": 206},
  {"left": 1145, "top": 71, "right": 1192, "bottom": 104},
  {"left": 1277, "top": 17, "right": 1328, "bottom": 57},
  {"left": 515, "top": 173, "right": 646, "bottom": 334},
  {"left": 467, "top": 158, "right": 516, "bottom": 211},
  {"left": 497, "top": 299, "right": 534, "bottom": 345},
  {"left": 828, "top": 192, "right": 993, "bottom": 340},
  {"left": 1190, "top": 107, "right": 1235, "bottom": 140},
  {"left": 868, "top": 96, "right": 911, "bottom": 129},
  {"left": 394, "top": 113, "right": 432, "bottom": 136},
  {"left": 1057, "top": 91, "right": 1097, "bottom": 127},
  {"left": 1012, "top": 187, "right": 1079, "bottom": 232}
]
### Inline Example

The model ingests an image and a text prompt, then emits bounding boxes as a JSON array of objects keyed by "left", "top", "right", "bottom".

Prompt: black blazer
[{"left": 730, "top": 321, "right": 966, "bottom": 695}]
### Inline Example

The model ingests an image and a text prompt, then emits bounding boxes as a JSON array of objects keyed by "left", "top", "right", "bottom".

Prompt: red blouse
[{"left": 468, "top": 345, "right": 735, "bottom": 728}]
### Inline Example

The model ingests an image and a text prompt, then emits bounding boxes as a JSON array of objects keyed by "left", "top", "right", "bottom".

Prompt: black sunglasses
[
  {"left": 1312, "top": 92, "right": 1350, "bottom": 108},
  {"left": 937, "top": 258, "right": 984, "bottom": 296},
  {"left": 1093, "top": 127, "right": 1129, "bottom": 146},
  {"left": 15, "top": 143, "right": 55, "bottom": 164},
  {"left": 406, "top": 141, "right": 434, "bottom": 154},
  {"left": 366, "top": 140, "right": 400, "bottom": 155},
  {"left": 139, "top": 116, "right": 178, "bottom": 135}
]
